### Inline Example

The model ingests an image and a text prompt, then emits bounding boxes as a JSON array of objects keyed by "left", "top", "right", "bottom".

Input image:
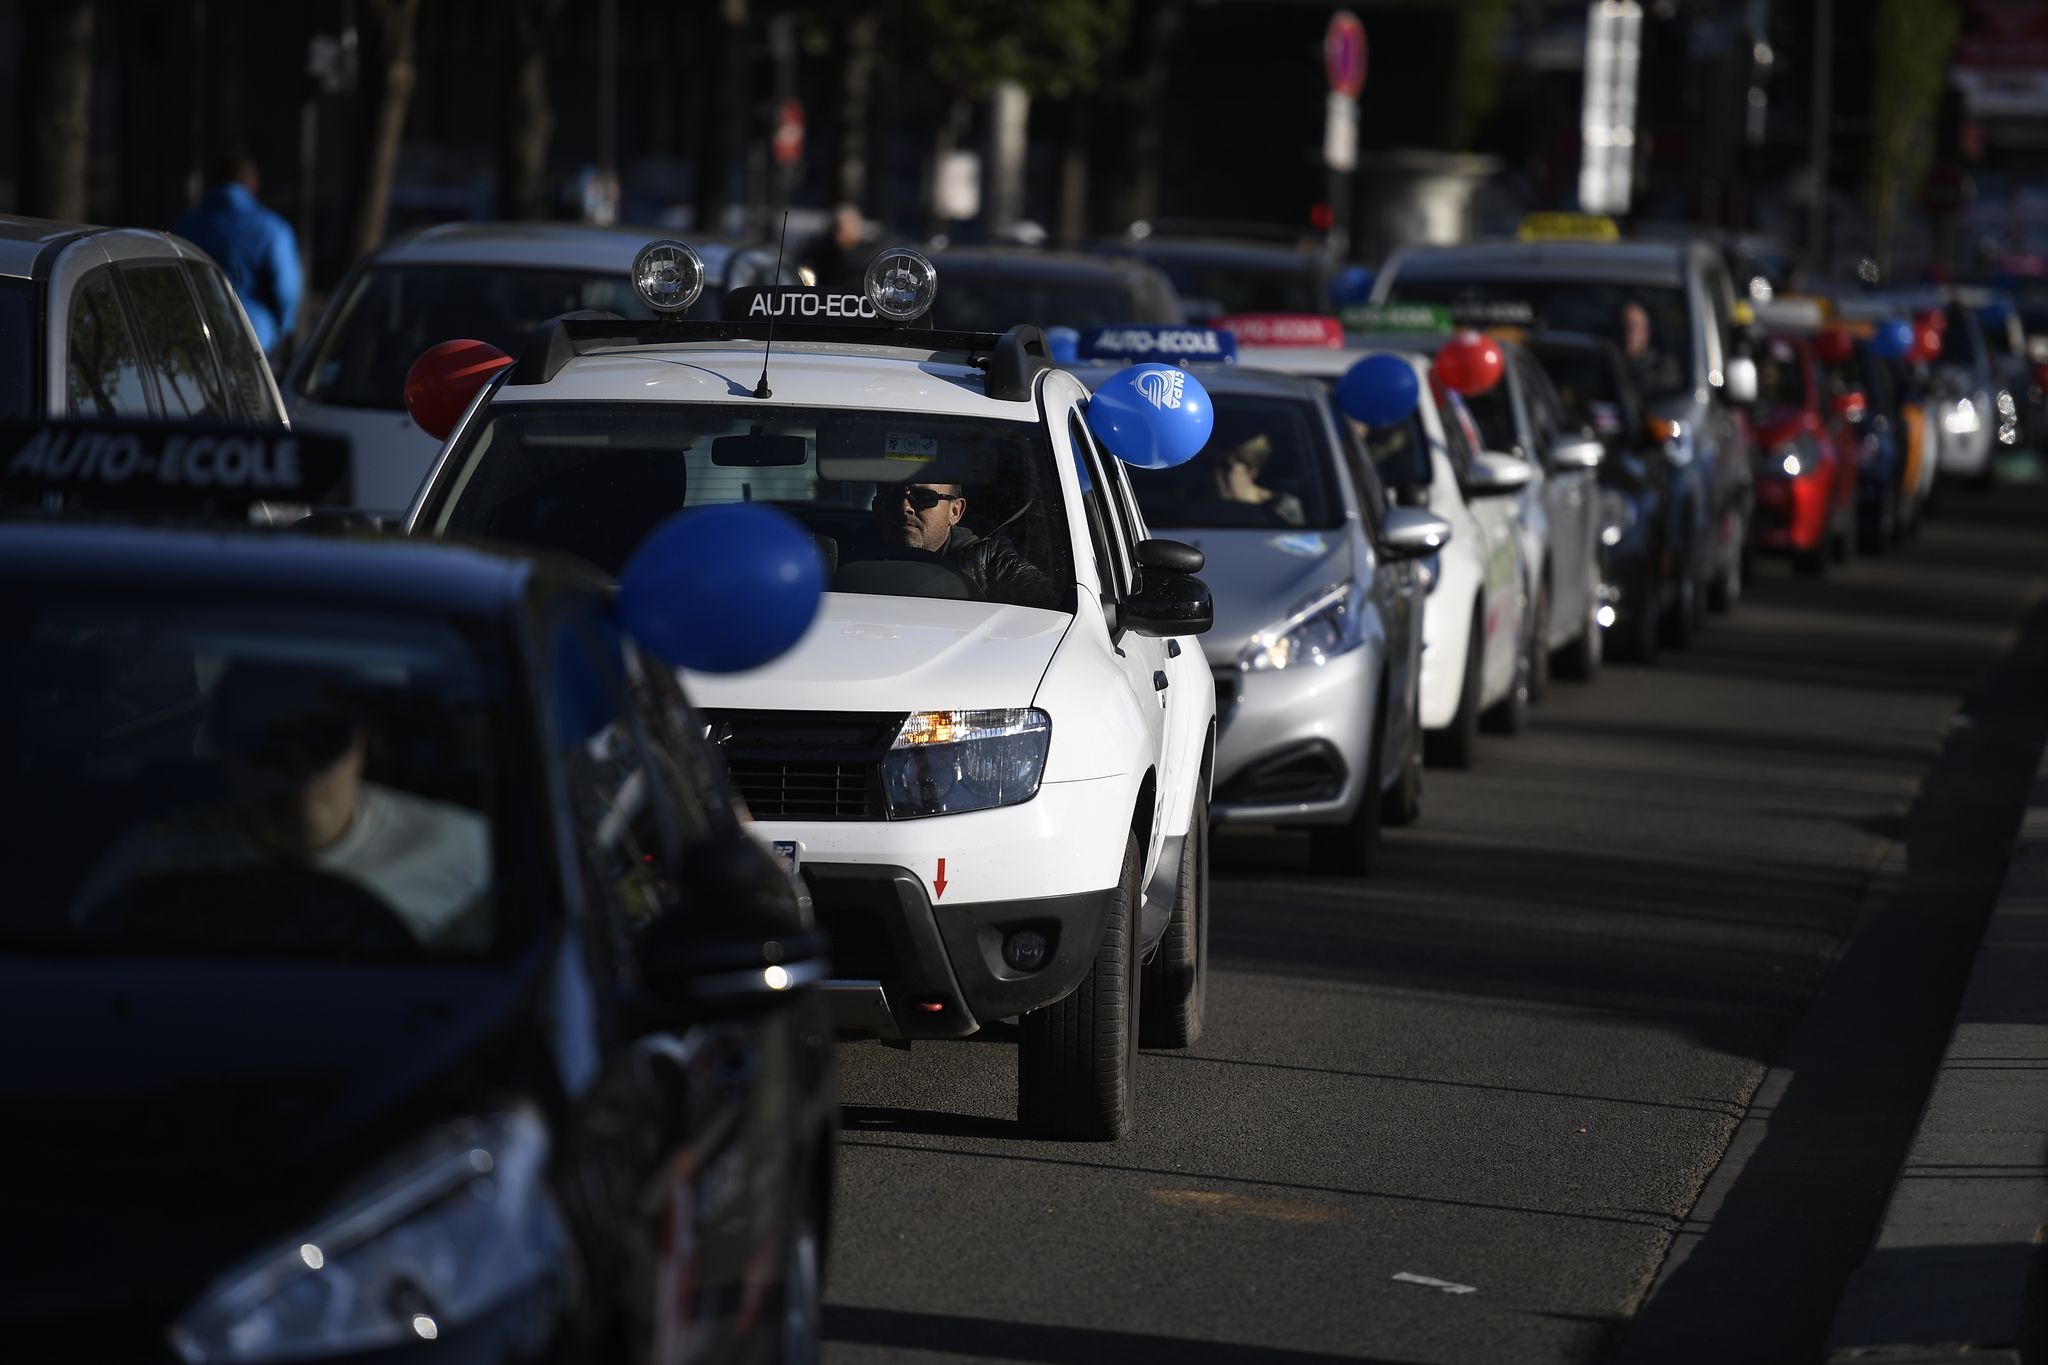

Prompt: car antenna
[{"left": 754, "top": 211, "right": 789, "bottom": 400}]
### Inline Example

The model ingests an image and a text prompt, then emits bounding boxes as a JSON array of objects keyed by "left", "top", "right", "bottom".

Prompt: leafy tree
[
  {"left": 910, "top": 0, "right": 1133, "bottom": 100},
  {"left": 15, "top": 1, "right": 94, "bottom": 221},
  {"left": 1868, "top": 0, "right": 1960, "bottom": 273}
]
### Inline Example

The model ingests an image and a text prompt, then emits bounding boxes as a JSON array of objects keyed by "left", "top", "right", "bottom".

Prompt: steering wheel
[{"left": 94, "top": 866, "right": 424, "bottom": 957}]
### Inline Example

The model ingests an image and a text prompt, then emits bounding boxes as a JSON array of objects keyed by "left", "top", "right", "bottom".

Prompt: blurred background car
[
  {"left": 1746, "top": 325, "right": 1861, "bottom": 574},
  {"left": 926, "top": 246, "right": 1182, "bottom": 332},
  {"left": 1095, "top": 222, "right": 1334, "bottom": 324}
]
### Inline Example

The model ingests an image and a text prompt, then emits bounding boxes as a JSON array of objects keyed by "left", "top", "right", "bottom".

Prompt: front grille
[
  {"left": 1216, "top": 740, "right": 1346, "bottom": 806},
  {"left": 702, "top": 709, "right": 902, "bottom": 821}
]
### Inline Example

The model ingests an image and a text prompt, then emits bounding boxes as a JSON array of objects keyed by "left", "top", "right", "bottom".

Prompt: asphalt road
[{"left": 822, "top": 473, "right": 2048, "bottom": 1365}]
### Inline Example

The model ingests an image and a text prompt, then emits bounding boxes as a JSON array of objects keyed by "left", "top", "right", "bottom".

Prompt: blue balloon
[
  {"left": 1336, "top": 353, "right": 1422, "bottom": 427},
  {"left": 1045, "top": 326, "right": 1080, "bottom": 365},
  {"left": 618, "top": 503, "right": 824, "bottom": 673},
  {"left": 1870, "top": 318, "right": 1915, "bottom": 362},
  {"left": 1085, "top": 363, "right": 1215, "bottom": 470},
  {"left": 1330, "top": 264, "right": 1376, "bottom": 307}
]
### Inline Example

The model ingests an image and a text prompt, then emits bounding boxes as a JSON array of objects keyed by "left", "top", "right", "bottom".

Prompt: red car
[{"left": 1749, "top": 331, "right": 1864, "bottom": 573}]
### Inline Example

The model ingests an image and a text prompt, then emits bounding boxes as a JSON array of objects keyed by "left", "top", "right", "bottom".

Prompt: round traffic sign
[{"left": 1325, "top": 11, "right": 1367, "bottom": 98}]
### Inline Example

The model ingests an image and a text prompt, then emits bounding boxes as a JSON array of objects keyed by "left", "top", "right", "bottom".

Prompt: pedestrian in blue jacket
[{"left": 174, "top": 152, "right": 302, "bottom": 359}]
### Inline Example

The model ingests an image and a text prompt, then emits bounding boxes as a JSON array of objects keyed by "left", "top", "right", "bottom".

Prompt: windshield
[
  {"left": 424, "top": 401, "right": 1075, "bottom": 612},
  {"left": 1123, "top": 392, "right": 1343, "bottom": 531},
  {"left": 933, "top": 273, "right": 1147, "bottom": 331},
  {"left": 1756, "top": 336, "right": 1811, "bottom": 410},
  {"left": 0, "top": 278, "right": 31, "bottom": 418},
  {"left": 1459, "top": 377, "right": 1517, "bottom": 454},
  {"left": 1387, "top": 276, "right": 1698, "bottom": 400},
  {"left": 1146, "top": 257, "right": 1322, "bottom": 317},
  {"left": 1307, "top": 374, "right": 1433, "bottom": 500},
  {"left": 1530, "top": 342, "right": 1633, "bottom": 441},
  {"left": 1939, "top": 305, "right": 1988, "bottom": 372},
  {"left": 3, "top": 598, "right": 515, "bottom": 959},
  {"left": 298, "top": 265, "right": 666, "bottom": 410}
]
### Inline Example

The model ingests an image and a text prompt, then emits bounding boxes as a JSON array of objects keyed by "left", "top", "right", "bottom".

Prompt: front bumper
[
  {"left": 1752, "top": 473, "right": 1831, "bottom": 551},
  {"left": 1208, "top": 643, "right": 1374, "bottom": 826},
  {"left": 807, "top": 863, "right": 1115, "bottom": 1040}
]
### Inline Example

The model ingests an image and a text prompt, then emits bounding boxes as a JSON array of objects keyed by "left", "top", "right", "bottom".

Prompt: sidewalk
[{"left": 1827, "top": 755, "right": 2048, "bottom": 1364}]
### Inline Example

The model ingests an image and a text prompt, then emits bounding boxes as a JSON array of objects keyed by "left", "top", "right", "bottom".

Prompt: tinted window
[
  {"left": 190, "top": 262, "right": 277, "bottom": 422},
  {"left": 301, "top": 265, "right": 660, "bottom": 410},
  {"left": 1530, "top": 342, "right": 1636, "bottom": 442},
  {"left": 0, "top": 278, "right": 31, "bottom": 418},
  {"left": 1939, "top": 306, "right": 1988, "bottom": 372},
  {"left": 425, "top": 402, "right": 1075, "bottom": 613},
  {"left": 1311, "top": 369, "right": 1432, "bottom": 502},
  {"left": 1460, "top": 376, "right": 1518, "bottom": 455},
  {"left": 1386, "top": 275, "right": 1697, "bottom": 400},
  {"left": 1756, "top": 335, "right": 1810, "bottom": 409},
  {"left": 932, "top": 272, "right": 1153, "bottom": 331},
  {"left": 1143, "top": 256, "right": 1322, "bottom": 317},
  {"left": 8, "top": 599, "right": 513, "bottom": 958},
  {"left": 65, "top": 271, "right": 154, "bottom": 417},
  {"left": 1325, "top": 392, "right": 1388, "bottom": 525},
  {"left": 126, "top": 264, "right": 231, "bottom": 419},
  {"left": 1121, "top": 393, "right": 1342, "bottom": 531}
]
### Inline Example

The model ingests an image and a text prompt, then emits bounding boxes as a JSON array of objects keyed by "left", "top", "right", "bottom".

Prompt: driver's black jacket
[{"left": 938, "top": 526, "right": 1060, "bottom": 610}]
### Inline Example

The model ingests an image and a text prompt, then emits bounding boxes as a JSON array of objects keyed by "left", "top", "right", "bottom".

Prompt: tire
[
  {"left": 1381, "top": 695, "right": 1424, "bottom": 826},
  {"left": 1140, "top": 790, "right": 1207, "bottom": 1048},
  {"left": 1863, "top": 484, "right": 1896, "bottom": 555},
  {"left": 1526, "top": 577, "right": 1552, "bottom": 704},
  {"left": 1663, "top": 550, "right": 1698, "bottom": 651},
  {"left": 1311, "top": 694, "right": 1384, "bottom": 877},
  {"left": 1556, "top": 570, "right": 1602, "bottom": 681},
  {"left": 778, "top": 1196, "right": 824, "bottom": 1365},
  {"left": 1424, "top": 606, "right": 1484, "bottom": 769},
  {"left": 1481, "top": 610, "right": 1531, "bottom": 735},
  {"left": 1708, "top": 510, "right": 1744, "bottom": 612},
  {"left": 1017, "top": 833, "right": 1141, "bottom": 1140}
]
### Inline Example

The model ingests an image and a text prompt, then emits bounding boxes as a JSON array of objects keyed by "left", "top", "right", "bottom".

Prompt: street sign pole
[{"left": 1323, "top": 11, "right": 1367, "bottom": 263}]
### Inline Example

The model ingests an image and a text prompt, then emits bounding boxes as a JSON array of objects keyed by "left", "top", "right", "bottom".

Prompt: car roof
[
  {"left": 0, "top": 519, "right": 550, "bottom": 620},
  {"left": 372, "top": 222, "right": 753, "bottom": 272},
  {"left": 497, "top": 339, "right": 1038, "bottom": 421},
  {"left": 1387, "top": 240, "right": 1691, "bottom": 288},
  {"left": 934, "top": 246, "right": 1161, "bottom": 286},
  {"left": 0, "top": 215, "right": 179, "bottom": 280},
  {"left": 1064, "top": 361, "right": 1328, "bottom": 400},
  {"left": 1117, "top": 237, "right": 1324, "bottom": 270}
]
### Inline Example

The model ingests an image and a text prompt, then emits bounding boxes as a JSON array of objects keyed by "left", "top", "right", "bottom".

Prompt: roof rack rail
[
  {"left": 985, "top": 325, "right": 1052, "bottom": 402},
  {"left": 508, "top": 317, "right": 1012, "bottom": 387}
]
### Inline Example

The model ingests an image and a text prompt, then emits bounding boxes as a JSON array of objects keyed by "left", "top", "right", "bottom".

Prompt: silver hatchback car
[{"left": 1071, "top": 358, "right": 1448, "bottom": 874}]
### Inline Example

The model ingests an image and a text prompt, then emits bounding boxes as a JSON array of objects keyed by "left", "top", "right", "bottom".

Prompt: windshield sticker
[
  {"left": 885, "top": 432, "right": 938, "bottom": 460},
  {"left": 1271, "top": 532, "right": 1328, "bottom": 557}
]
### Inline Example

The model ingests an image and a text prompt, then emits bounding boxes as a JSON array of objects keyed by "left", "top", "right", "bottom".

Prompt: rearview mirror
[
  {"left": 1549, "top": 434, "right": 1605, "bottom": 471},
  {"left": 711, "top": 429, "right": 809, "bottom": 466},
  {"left": 1724, "top": 356, "right": 1759, "bottom": 405},
  {"left": 1465, "top": 451, "right": 1534, "bottom": 497},
  {"left": 1380, "top": 506, "right": 1452, "bottom": 558},
  {"left": 1123, "top": 571, "right": 1213, "bottom": 638}
]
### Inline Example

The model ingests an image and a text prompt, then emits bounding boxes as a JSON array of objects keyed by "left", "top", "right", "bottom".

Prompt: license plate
[{"left": 771, "top": 840, "right": 802, "bottom": 876}]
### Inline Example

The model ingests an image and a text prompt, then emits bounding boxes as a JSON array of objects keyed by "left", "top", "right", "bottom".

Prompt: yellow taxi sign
[{"left": 1516, "top": 212, "right": 1621, "bottom": 243}]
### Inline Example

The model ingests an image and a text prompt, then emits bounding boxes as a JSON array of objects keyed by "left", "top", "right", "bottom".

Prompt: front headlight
[
  {"left": 883, "top": 708, "right": 1050, "bottom": 818},
  {"left": 1238, "top": 584, "right": 1354, "bottom": 672},
  {"left": 1599, "top": 489, "right": 1637, "bottom": 547},
  {"left": 1944, "top": 398, "right": 1981, "bottom": 435},
  {"left": 170, "top": 1109, "right": 564, "bottom": 1363}
]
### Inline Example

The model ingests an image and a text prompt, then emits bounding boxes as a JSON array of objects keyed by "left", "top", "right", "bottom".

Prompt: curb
[{"left": 1827, "top": 755, "right": 2048, "bottom": 1364}]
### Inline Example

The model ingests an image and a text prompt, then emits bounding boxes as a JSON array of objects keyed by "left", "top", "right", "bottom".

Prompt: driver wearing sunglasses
[{"left": 862, "top": 480, "right": 1059, "bottom": 610}]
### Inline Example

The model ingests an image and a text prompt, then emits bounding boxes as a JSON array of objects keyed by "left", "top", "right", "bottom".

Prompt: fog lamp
[{"left": 1003, "top": 930, "right": 1050, "bottom": 972}]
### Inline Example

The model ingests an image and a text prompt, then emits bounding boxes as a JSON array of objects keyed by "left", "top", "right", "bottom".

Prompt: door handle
[
  {"left": 1153, "top": 671, "right": 1170, "bottom": 691},
  {"left": 1167, "top": 639, "right": 1182, "bottom": 658}
]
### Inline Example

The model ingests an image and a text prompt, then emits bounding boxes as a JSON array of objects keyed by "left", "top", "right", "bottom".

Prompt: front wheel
[
  {"left": 1526, "top": 579, "right": 1552, "bottom": 703},
  {"left": 1140, "top": 791, "right": 1208, "bottom": 1048},
  {"left": 1481, "top": 612, "right": 1531, "bottom": 735},
  {"left": 1556, "top": 571, "right": 1602, "bottom": 681},
  {"left": 1382, "top": 695, "right": 1424, "bottom": 826},
  {"left": 1424, "top": 605, "right": 1484, "bottom": 769},
  {"left": 1018, "top": 834, "right": 1141, "bottom": 1140},
  {"left": 777, "top": 1195, "right": 824, "bottom": 1365}
]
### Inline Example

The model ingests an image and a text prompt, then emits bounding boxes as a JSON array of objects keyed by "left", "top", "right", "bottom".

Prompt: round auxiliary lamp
[
  {"left": 631, "top": 239, "right": 707, "bottom": 315},
  {"left": 864, "top": 247, "right": 939, "bottom": 323}
]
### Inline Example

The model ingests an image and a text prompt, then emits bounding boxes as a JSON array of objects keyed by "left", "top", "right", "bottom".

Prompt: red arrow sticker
[{"left": 934, "top": 858, "right": 948, "bottom": 900}]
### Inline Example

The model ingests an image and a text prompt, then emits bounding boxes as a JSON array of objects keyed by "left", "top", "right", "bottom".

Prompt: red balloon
[
  {"left": 1914, "top": 307, "right": 1947, "bottom": 334},
  {"left": 1434, "top": 330, "right": 1505, "bottom": 397},
  {"left": 1814, "top": 326, "right": 1856, "bottom": 367},
  {"left": 405, "top": 339, "right": 514, "bottom": 441},
  {"left": 1910, "top": 319, "right": 1943, "bottom": 365}
]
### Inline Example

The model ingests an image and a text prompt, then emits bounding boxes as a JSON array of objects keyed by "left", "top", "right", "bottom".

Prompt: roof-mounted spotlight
[
  {"left": 864, "top": 248, "right": 938, "bottom": 323},
  {"left": 632, "top": 240, "right": 706, "bottom": 315}
]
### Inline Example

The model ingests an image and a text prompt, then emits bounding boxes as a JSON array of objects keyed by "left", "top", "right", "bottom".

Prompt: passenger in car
[
  {"left": 850, "top": 481, "right": 1062, "bottom": 609},
  {"left": 1212, "top": 434, "right": 1306, "bottom": 526}
]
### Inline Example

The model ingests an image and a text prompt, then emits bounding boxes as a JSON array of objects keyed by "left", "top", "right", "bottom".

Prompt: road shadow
[{"left": 825, "top": 1305, "right": 1426, "bottom": 1364}]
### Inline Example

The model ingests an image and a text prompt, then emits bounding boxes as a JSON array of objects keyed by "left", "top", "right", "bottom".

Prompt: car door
[
  {"left": 1064, "top": 411, "right": 1172, "bottom": 899},
  {"left": 1328, "top": 389, "right": 1421, "bottom": 769},
  {"left": 1441, "top": 388, "right": 1526, "bottom": 703},
  {"left": 547, "top": 610, "right": 806, "bottom": 1364},
  {"left": 1522, "top": 356, "right": 1596, "bottom": 636}
]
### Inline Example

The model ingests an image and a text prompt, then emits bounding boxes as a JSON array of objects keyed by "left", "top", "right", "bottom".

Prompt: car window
[
  {"left": 1436, "top": 385, "right": 1482, "bottom": 486},
  {"left": 424, "top": 401, "right": 1076, "bottom": 614},
  {"left": 1387, "top": 275, "right": 1696, "bottom": 400},
  {"left": 1325, "top": 391, "right": 1388, "bottom": 528},
  {"left": 1460, "top": 372, "right": 1518, "bottom": 456},
  {"left": 189, "top": 262, "right": 277, "bottom": 422},
  {"left": 125, "top": 263, "right": 232, "bottom": 419},
  {"left": 65, "top": 270, "right": 155, "bottom": 417},
  {"left": 0, "top": 278, "right": 32, "bottom": 418},
  {"left": 1121, "top": 392, "right": 1345, "bottom": 531},
  {"left": 1530, "top": 341, "right": 1637, "bottom": 443},
  {"left": 1522, "top": 359, "right": 1565, "bottom": 463},
  {"left": 11, "top": 598, "right": 513, "bottom": 958},
  {"left": 1757, "top": 336, "right": 1810, "bottom": 409}
]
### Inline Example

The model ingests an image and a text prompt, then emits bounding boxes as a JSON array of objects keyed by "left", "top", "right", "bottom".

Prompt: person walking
[{"left": 174, "top": 151, "right": 302, "bottom": 360}]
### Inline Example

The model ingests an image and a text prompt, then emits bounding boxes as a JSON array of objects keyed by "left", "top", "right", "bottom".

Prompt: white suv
[{"left": 406, "top": 245, "right": 1217, "bottom": 1139}]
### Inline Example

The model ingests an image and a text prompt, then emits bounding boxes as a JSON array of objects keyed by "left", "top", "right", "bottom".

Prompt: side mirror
[
  {"left": 1135, "top": 537, "right": 1205, "bottom": 574},
  {"left": 1724, "top": 356, "right": 1759, "bottom": 405},
  {"left": 1380, "top": 505, "right": 1452, "bottom": 558},
  {"left": 638, "top": 831, "right": 827, "bottom": 1015},
  {"left": 1830, "top": 389, "right": 1868, "bottom": 423},
  {"left": 1549, "top": 434, "right": 1605, "bottom": 471},
  {"left": 1124, "top": 571, "right": 1213, "bottom": 638},
  {"left": 1465, "top": 451, "right": 1534, "bottom": 497}
]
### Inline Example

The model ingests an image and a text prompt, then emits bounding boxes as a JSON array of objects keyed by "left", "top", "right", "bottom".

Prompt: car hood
[
  {"left": 0, "top": 955, "right": 539, "bottom": 1338},
  {"left": 1161, "top": 527, "right": 1355, "bottom": 664},
  {"left": 685, "top": 592, "right": 1072, "bottom": 712}
]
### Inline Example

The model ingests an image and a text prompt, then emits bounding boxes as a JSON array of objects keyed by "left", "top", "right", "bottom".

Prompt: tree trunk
[
  {"left": 1055, "top": 94, "right": 1093, "bottom": 248},
  {"left": 1118, "top": 0, "right": 1184, "bottom": 229},
  {"left": 116, "top": 0, "right": 196, "bottom": 228},
  {"left": 497, "top": 0, "right": 562, "bottom": 220},
  {"left": 693, "top": 0, "right": 749, "bottom": 236},
  {"left": 835, "top": 7, "right": 881, "bottom": 209},
  {"left": 17, "top": 1, "right": 95, "bottom": 221},
  {"left": 348, "top": 0, "right": 424, "bottom": 260}
]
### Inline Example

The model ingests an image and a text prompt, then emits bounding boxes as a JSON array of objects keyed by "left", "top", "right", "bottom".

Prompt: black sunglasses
[{"left": 881, "top": 486, "right": 960, "bottom": 512}]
